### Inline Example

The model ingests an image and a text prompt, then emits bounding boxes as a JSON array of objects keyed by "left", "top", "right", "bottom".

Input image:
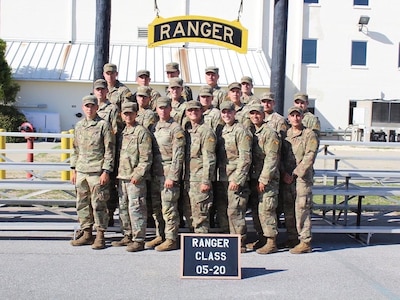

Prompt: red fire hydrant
[{"left": 19, "top": 122, "right": 35, "bottom": 179}]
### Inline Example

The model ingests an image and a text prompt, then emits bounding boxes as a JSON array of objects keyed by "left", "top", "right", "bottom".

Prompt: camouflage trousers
[
  {"left": 249, "top": 179, "right": 278, "bottom": 237},
  {"left": 214, "top": 181, "right": 249, "bottom": 243},
  {"left": 294, "top": 178, "right": 313, "bottom": 243},
  {"left": 150, "top": 176, "right": 180, "bottom": 241},
  {"left": 279, "top": 181, "right": 298, "bottom": 241},
  {"left": 182, "top": 181, "right": 213, "bottom": 233},
  {"left": 280, "top": 178, "right": 312, "bottom": 242},
  {"left": 75, "top": 171, "right": 109, "bottom": 231},
  {"left": 118, "top": 179, "right": 147, "bottom": 242}
]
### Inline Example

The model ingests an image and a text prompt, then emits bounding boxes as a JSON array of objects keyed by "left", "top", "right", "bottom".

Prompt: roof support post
[
  {"left": 270, "top": 0, "right": 288, "bottom": 115},
  {"left": 94, "top": 0, "right": 111, "bottom": 81}
]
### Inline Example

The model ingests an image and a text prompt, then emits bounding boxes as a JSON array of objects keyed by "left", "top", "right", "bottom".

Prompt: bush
[{"left": 0, "top": 105, "right": 27, "bottom": 142}]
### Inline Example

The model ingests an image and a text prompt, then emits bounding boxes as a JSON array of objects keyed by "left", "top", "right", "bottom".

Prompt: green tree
[{"left": 0, "top": 39, "right": 20, "bottom": 104}]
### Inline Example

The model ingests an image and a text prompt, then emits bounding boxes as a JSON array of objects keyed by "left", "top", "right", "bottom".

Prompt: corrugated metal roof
[{"left": 5, "top": 40, "right": 270, "bottom": 87}]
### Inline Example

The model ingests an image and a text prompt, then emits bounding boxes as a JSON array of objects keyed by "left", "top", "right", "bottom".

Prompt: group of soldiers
[{"left": 69, "top": 62, "right": 320, "bottom": 255}]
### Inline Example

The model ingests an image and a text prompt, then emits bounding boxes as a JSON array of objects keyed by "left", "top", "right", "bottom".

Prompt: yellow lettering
[
  {"left": 200, "top": 22, "right": 212, "bottom": 37},
  {"left": 160, "top": 24, "right": 171, "bottom": 40},
  {"left": 224, "top": 26, "right": 234, "bottom": 44},
  {"left": 187, "top": 21, "right": 199, "bottom": 37},
  {"left": 173, "top": 22, "right": 186, "bottom": 37},
  {"left": 212, "top": 23, "right": 223, "bottom": 40}
]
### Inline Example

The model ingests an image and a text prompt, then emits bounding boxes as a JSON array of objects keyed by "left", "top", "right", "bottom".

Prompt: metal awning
[{"left": 5, "top": 40, "right": 270, "bottom": 87}]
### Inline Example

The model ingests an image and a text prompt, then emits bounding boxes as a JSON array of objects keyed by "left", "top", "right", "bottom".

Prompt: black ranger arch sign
[{"left": 148, "top": 16, "right": 248, "bottom": 54}]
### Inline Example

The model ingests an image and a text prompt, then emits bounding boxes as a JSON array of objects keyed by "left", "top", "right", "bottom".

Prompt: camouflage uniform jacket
[
  {"left": 165, "top": 85, "right": 193, "bottom": 101},
  {"left": 211, "top": 85, "right": 227, "bottom": 109},
  {"left": 97, "top": 100, "right": 120, "bottom": 134},
  {"left": 171, "top": 97, "right": 187, "bottom": 126},
  {"left": 302, "top": 111, "right": 321, "bottom": 137},
  {"left": 71, "top": 115, "right": 115, "bottom": 173},
  {"left": 280, "top": 126, "right": 318, "bottom": 182},
  {"left": 235, "top": 103, "right": 252, "bottom": 130},
  {"left": 107, "top": 80, "right": 131, "bottom": 111},
  {"left": 216, "top": 121, "right": 252, "bottom": 185},
  {"left": 184, "top": 121, "right": 217, "bottom": 184},
  {"left": 136, "top": 107, "right": 157, "bottom": 130},
  {"left": 265, "top": 111, "right": 288, "bottom": 138},
  {"left": 241, "top": 93, "right": 259, "bottom": 105},
  {"left": 250, "top": 123, "right": 281, "bottom": 188},
  {"left": 117, "top": 123, "right": 152, "bottom": 182},
  {"left": 150, "top": 117, "right": 185, "bottom": 182},
  {"left": 202, "top": 106, "right": 223, "bottom": 132}
]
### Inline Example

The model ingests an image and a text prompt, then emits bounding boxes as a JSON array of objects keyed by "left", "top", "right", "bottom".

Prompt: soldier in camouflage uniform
[
  {"left": 146, "top": 97, "right": 185, "bottom": 251},
  {"left": 240, "top": 76, "right": 259, "bottom": 105},
  {"left": 168, "top": 77, "right": 187, "bottom": 126},
  {"left": 198, "top": 85, "right": 223, "bottom": 132},
  {"left": 70, "top": 95, "right": 115, "bottom": 250},
  {"left": 131, "top": 70, "right": 161, "bottom": 111},
  {"left": 182, "top": 100, "right": 217, "bottom": 233},
  {"left": 136, "top": 86, "right": 157, "bottom": 129},
  {"left": 246, "top": 104, "right": 281, "bottom": 254},
  {"left": 93, "top": 79, "right": 120, "bottom": 135},
  {"left": 103, "top": 63, "right": 132, "bottom": 111},
  {"left": 103, "top": 64, "right": 131, "bottom": 224},
  {"left": 165, "top": 62, "right": 193, "bottom": 101},
  {"left": 281, "top": 106, "right": 318, "bottom": 254},
  {"left": 215, "top": 101, "right": 252, "bottom": 253},
  {"left": 111, "top": 102, "right": 152, "bottom": 252},
  {"left": 204, "top": 66, "right": 227, "bottom": 109},
  {"left": 293, "top": 93, "right": 321, "bottom": 137},
  {"left": 260, "top": 92, "right": 288, "bottom": 138},
  {"left": 259, "top": 92, "right": 289, "bottom": 241},
  {"left": 226, "top": 82, "right": 251, "bottom": 130}
]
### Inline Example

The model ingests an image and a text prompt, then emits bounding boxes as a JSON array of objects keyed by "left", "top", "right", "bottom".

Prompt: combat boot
[
  {"left": 145, "top": 236, "right": 163, "bottom": 249},
  {"left": 126, "top": 241, "right": 145, "bottom": 252},
  {"left": 289, "top": 241, "right": 312, "bottom": 254},
  {"left": 91, "top": 230, "right": 106, "bottom": 250},
  {"left": 155, "top": 239, "right": 177, "bottom": 251},
  {"left": 111, "top": 235, "right": 132, "bottom": 247},
  {"left": 277, "top": 238, "right": 299, "bottom": 249},
  {"left": 246, "top": 235, "right": 266, "bottom": 251},
  {"left": 70, "top": 228, "right": 93, "bottom": 246},
  {"left": 256, "top": 237, "right": 278, "bottom": 254}
]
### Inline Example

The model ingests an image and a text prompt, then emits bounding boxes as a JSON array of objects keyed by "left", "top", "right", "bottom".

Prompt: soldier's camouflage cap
[
  {"left": 82, "top": 95, "right": 98, "bottom": 105},
  {"left": 137, "top": 69, "right": 150, "bottom": 77},
  {"left": 186, "top": 100, "right": 202, "bottom": 110},
  {"left": 166, "top": 62, "right": 179, "bottom": 72},
  {"left": 288, "top": 106, "right": 303, "bottom": 115},
  {"left": 294, "top": 92, "right": 308, "bottom": 102},
  {"left": 198, "top": 85, "right": 213, "bottom": 97},
  {"left": 156, "top": 96, "right": 171, "bottom": 108},
  {"left": 228, "top": 82, "right": 241, "bottom": 91},
  {"left": 169, "top": 77, "right": 183, "bottom": 88},
  {"left": 121, "top": 101, "right": 138, "bottom": 113},
  {"left": 103, "top": 63, "right": 117, "bottom": 73},
  {"left": 248, "top": 104, "right": 264, "bottom": 113},
  {"left": 137, "top": 86, "right": 151, "bottom": 97},
  {"left": 240, "top": 76, "right": 253, "bottom": 84},
  {"left": 260, "top": 92, "right": 275, "bottom": 101},
  {"left": 205, "top": 66, "right": 219, "bottom": 74},
  {"left": 93, "top": 79, "right": 107, "bottom": 89},
  {"left": 219, "top": 101, "right": 235, "bottom": 111}
]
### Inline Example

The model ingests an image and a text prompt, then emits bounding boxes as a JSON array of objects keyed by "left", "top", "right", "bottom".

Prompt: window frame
[{"left": 302, "top": 39, "right": 318, "bottom": 64}]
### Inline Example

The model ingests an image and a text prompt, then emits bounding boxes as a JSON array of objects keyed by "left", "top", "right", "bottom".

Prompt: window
[
  {"left": 354, "top": 0, "right": 368, "bottom": 5},
  {"left": 351, "top": 41, "right": 367, "bottom": 66},
  {"left": 304, "top": 0, "right": 318, "bottom": 3},
  {"left": 308, "top": 99, "right": 316, "bottom": 114},
  {"left": 302, "top": 39, "right": 317, "bottom": 64}
]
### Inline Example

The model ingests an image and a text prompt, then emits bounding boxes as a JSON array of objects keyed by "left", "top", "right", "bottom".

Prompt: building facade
[{"left": 1, "top": 0, "right": 400, "bottom": 135}]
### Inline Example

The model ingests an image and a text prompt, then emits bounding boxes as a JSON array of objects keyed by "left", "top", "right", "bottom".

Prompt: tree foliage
[{"left": 0, "top": 39, "right": 20, "bottom": 104}]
